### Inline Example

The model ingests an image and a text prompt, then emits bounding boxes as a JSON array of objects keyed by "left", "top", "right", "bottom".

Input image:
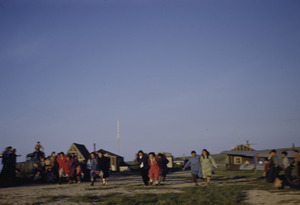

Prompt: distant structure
[
  {"left": 97, "top": 148, "right": 126, "bottom": 172},
  {"left": 67, "top": 143, "right": 90, "bottom": 163},
  {"left": 222, "top": 144, "right": 297, "bottom": 171},
  {"left": 117, "top": 120, "right": 120, "bottom": 155},
  {"left": 231, "top": 144, "right": 255, "bottom": 151}
]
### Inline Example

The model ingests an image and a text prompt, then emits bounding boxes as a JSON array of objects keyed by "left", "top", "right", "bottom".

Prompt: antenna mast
[{"left": 117, "top": 120, "right": 120, "bottom": 155}]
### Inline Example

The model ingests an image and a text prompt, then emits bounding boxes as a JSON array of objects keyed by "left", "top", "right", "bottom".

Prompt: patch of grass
[
  {"left": 36, "top": 194, "right": 68, "bottom": 202},
  {"left": 68, "top": 193, "right": 122, "bottom": 203},
  {"left": 85, "top": 185, "right": 119, "bottom": 190},
  {"left": 125, "top": 183, "right": 178, "bottom": 190},
  {"left": 279, "top": 199, "right": 300, "bottom": 204},
  {"left": 247, "top": 180, "right": 274, "bottom": 190},
  {"left": 68, "top": 185, "right": 252, "bottom": 205},
  {"left": 42, "top": 186, "right": 64, "bottom": 191},
  {"left": 214, "top": 167, "right": 264, "bottom": 179}
]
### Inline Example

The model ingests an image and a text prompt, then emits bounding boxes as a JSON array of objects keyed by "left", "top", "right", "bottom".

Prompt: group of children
[
  {"left": 89, "top": 151, "right": 110, "bottom": 186},
  {"left": 136, "top": 151, "right": 170, "bottom": 186},
  {"left": 264, "top": 150, "right": 300, "bottom": 188},
  {"left": 183, "top": 149, "right": 217, "bottom": 186}
]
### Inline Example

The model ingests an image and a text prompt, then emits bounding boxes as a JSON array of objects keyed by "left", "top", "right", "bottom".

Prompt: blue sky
[{"left": 1, "top": 0, "right": 300, "bottom": 162}]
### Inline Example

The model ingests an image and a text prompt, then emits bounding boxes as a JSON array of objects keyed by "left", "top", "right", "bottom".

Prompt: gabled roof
[
  {"left": 221, "top": 150, "right": 295, "bottom": 159},
  {"left": 72, "top": 143, "right": 90, "bottom": 160},
  {"left": 232, "top": 144, "right": 255, "bottom": 151},
  {"left": 97, "top": 149, "right": 123, "bottom": 158}
]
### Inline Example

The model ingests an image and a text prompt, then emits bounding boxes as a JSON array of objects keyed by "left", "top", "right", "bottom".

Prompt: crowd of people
[
  {"left": 1, "top": 142, "right": 300, "bottom": 189},
  {"left": 136, "top": 151, "right": 170, "bottom": 186},
  {"left": 264, "top": 150, "right": 300, "bottom": 188},
  {"left": 0, "top": 142, "right": 85, "bottom": 185}
]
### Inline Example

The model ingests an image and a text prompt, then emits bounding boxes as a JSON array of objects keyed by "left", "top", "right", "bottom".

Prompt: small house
[
  {"left": 67, "top": 143, "right": 90, "bottom": 163},
  {"left": 222, "top": 145, "right": 296, "bottom": 171}
]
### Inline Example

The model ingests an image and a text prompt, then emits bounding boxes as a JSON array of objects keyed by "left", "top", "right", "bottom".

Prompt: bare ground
[{"left": 0, "top": 171, "right": 299, "bottom": 204}]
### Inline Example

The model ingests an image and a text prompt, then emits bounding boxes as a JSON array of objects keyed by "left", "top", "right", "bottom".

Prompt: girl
[
  {"left": 200, "top": 149, "right": 217, "bottom": 185},
  {"left": 56, "top": 152, "right": 68, "bottom": 185},
  {"left": 66, "top": 154, "right": 76, "bottom": 184},
  {"left": 148, "top": 152, "right": 161, "bottom": 185}
]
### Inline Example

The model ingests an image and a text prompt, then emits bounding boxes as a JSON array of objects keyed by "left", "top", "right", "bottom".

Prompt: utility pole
[{"left": 117, "top": 120, "right": 120, "bottom": 155}]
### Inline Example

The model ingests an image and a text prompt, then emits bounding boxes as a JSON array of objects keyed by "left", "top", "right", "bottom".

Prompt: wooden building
[
  {"left": 222, "top": 145, "right": 296, "bottom": 171},
  {"left": 67, "top": 143, "right": 90, "bottom": 163}
]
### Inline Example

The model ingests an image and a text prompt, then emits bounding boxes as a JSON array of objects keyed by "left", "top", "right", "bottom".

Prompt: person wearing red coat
[
  {"left": 148, "top": 152, "right": 161, "bottom": 186},
  {"left": 56, "top": 152, "right": 67, "bottom": 184},
  {"left": 66, "top": 154, "right": 77, "bottom": 184}
]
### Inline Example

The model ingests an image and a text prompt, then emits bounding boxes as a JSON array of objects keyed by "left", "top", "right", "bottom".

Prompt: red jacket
[{"left": 57, "top": 155, "right": 68, "bottom": 174}]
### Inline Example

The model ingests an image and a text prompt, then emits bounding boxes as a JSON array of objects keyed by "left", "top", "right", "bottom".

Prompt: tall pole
[{"left": 117, "top": 120, "right": 120, "bottom": 155}]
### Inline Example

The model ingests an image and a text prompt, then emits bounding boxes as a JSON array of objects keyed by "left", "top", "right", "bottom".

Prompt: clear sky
[{"left": 1, "top": 0, "right": 300, "bottom": 162}]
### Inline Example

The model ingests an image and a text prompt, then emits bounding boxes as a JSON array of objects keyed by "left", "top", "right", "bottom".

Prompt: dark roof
[
  {"left": 73, "top": 143, "right": 90, "bottom": 160},
  {"left": 232, "top": 144, "right": 255, "bottom": 151},
  {"left": 221, "top": 150, "right": 295, "bottom": 158},
  {"left": 97, "top": 149, "right": 123, "bottom": 158}
]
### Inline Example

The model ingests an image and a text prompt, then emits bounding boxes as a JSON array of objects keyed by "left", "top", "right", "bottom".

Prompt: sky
[{"left": 1, "top": 0, "right": 300, "bottom": 163}]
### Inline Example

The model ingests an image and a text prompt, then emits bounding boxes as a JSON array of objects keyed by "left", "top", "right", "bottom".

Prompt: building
[
  {"left": 66, "top": 143, "right": 90, "bottom": 163},
  {"left": 222, "top": 145, "right": 296, "bottom": 171},
  {"left": 97, "top": 149, "right": 125, "bottom": 172}
]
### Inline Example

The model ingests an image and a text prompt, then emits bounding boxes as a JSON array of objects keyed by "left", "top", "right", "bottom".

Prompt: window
[{"left": 234, "top": 157, "right": 242, "bottom": 165}]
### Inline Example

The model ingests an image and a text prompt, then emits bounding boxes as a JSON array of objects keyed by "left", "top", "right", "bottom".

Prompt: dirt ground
[{"left": 0, "top": 171, "right": 299, "bottom": 204}]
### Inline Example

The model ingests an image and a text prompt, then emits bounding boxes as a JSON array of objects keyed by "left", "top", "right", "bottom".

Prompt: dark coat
[
  {"left": 136, "top": 154, "right": 150, "bottom": 170},
  {"left": 97, "top": 156, "right": 110, "bottom": 178}
]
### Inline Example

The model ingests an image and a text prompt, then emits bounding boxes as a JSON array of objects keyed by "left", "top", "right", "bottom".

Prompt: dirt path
[
  {"left": 245, "top": 190, "right": 300, "bottom": 205},
  {"left": 0, "top": 171, "right": 299, "bottom": 204}
]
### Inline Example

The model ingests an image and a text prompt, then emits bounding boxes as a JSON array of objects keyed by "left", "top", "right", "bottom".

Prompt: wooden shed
[
  {"left": 66, "top": 143, "right": 90, "bottom": 163},
  {"left": 222, "top": 146, "right": 295, "bottom": 171}
]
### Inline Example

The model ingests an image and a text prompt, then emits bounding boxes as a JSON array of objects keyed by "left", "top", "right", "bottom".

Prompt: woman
[
  {"left": 136, "top": 150, "right": 150, "bottom": 186},
  {"left": 183, "top": 151, "right": 202, "bottom": 186},
  {"left": 148, "top": 152, "right": 161, "bottom": 185},
  {"left": 157, "top": 153, "right": 169, "bottom": 183},
  {"left": 56, "top": 152, "right": 68, "bottom": 185},
  {"left": 73, "top": 155, "right": 82, "bottom": 183},
  {"left": 97, "top": 151, "right": 110, "bottom": 186},
  {"left": 66, "top": 154, "right": 76, "bottom": 184},
  {"left": 90, "top": 152, "right": 99, "bottom": 186},
  {"left": 200, "top": 149, "right": 217, "bottom": 185}
]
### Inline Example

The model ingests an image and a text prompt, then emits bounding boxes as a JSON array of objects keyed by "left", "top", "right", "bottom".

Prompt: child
[
  {"left": 264, "top": 158, "right": 270, "bottom": 180},
  {"left": 148, "top": 152, "right": 161, "bottom": 186},
  {"left": 90, "top": 152, "right": 99, "bottom": 186}
]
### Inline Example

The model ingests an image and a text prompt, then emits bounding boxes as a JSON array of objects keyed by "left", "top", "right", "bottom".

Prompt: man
[
  {"left": 136, "top": 150, "right": 150, "bottom": 186},
  {"left": 97, "top": 151, "right": 110, "bottom": 186},
  {"left": 253, "top": 153, "right": 260, "bottom": 172},
  {"left": 35, "top": 141, "right": 44, "bottom": 152},
  {"left": 0, "top": 147, "right": 12, "bottom": 180},
  {"left": 183, "top": 151, "right": 202, "bottom": 186},
  {"left": 280, "top": 151, "right": 290, "bottom": 178},
  {"left": 267, "top": 150, "right": 279, "bottom": 183}
]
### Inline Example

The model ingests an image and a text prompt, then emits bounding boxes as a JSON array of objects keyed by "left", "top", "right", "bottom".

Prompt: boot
[{"left": 90, "top": 177, "right": 94, "bottom": 186}]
